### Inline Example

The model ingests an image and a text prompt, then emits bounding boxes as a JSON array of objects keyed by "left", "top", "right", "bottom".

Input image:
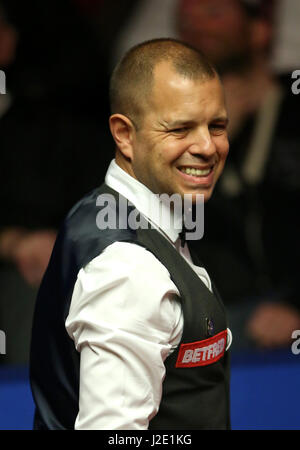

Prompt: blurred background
[{"left": 0, "top": 0, "right": 299, "bottom": 429}]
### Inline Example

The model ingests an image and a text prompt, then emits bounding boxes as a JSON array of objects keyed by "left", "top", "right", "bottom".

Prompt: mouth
[
  {"left": 176, "top": 165, "right": 215, "bottom": 186},
  {"left": 179, "top": 166, "right": 213, "bottom": 177}
]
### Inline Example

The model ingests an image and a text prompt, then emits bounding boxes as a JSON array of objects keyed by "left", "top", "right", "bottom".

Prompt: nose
[{"left": 188, "top": 127, "right": 216, "bottom": 159}]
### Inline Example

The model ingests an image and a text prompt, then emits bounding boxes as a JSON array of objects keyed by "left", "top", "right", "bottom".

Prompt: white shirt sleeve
[{"left": 65, "top": 241, "right": 183, "bottom": 430}]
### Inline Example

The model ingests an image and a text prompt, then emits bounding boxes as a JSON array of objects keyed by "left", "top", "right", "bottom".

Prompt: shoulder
[
  {"left": 56, "top": 186, "right": 138, "bottom": 272},
  {"left": 74, "top": 240, "right": 180, "bottom": 310},
  {"left": 84, "top": 241, "right": 173, "bottom": 283}
]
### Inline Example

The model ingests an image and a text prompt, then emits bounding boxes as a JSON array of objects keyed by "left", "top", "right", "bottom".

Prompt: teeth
[{"left": 181, "top": 167, "right": 211, "bottom": 177}]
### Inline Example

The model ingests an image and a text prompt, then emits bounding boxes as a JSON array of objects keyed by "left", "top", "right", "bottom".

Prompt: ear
[{"left": 109, "top": 114, "right": 135, "bottom": 160}]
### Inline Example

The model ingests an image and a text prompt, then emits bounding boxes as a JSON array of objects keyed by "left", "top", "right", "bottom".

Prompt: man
[
  {"left": 177, "top": 0, "right": 300, "bottom": 350},
  {"left": 30, "top": 38, "right": 231, "bottom": 430}
]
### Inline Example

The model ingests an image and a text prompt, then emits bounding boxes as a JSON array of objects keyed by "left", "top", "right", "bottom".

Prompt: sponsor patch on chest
[{"left": 175, "top": 329, "right": 227, "bottom": 368}]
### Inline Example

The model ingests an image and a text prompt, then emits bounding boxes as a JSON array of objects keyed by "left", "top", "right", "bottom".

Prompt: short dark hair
[{"left": 109, "top": 38, "right": 217, "bottom": 129}]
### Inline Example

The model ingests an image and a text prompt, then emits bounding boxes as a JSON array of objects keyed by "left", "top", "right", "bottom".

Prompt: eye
[
  {"left": 170, "top": 127, "right": 189, "bottom": 134},
  {"left": 209, "top": 123, "right": 227, "bottom": 134}
]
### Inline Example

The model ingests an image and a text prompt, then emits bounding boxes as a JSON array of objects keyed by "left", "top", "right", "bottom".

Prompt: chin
[
  {"left": 188, "top": 188, "right": 214, "bottom": 204},
  {"left": 202, "top": 190, "right": 214, "bottom": 203}
]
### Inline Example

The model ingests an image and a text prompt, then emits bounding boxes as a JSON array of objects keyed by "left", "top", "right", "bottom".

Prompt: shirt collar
[{"left": 105, "top": 159, "right": 183, "bottom": 244}]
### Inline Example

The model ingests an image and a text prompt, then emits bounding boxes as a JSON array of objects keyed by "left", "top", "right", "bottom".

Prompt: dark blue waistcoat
[{"left": 30, "top": 184, "right": 231, "bottom": 430}]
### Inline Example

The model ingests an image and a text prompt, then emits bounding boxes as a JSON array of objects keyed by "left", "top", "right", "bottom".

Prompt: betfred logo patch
[{"left": 176, "top": 329, "right": 227, "bottom": 368}]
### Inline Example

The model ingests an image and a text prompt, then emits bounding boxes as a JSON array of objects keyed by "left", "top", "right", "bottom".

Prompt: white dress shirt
[{"left": 65, "top": 159, "right": 228, "bottom": 430}]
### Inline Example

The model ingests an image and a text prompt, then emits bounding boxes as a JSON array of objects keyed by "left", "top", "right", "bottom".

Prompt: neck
[{"left": 115, "top": 150, "right": 137, "bottom": 180}]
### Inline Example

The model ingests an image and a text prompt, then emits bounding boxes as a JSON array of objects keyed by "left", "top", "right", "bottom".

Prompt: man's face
[
  {"left": 177, "top": 0, "right": 252, "bottom": 70},
  {"left": 129, "top": 62, "right": 229, "bottom": 203}
]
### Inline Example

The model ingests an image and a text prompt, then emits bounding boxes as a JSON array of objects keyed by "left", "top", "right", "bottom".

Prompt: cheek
[
  {"left": 215, "top": 140, "right": 229, "bottom": 175},
  {"left": 160, "top": 141, "right": 187, "bottom": 165},
  {"left": 218, "top": 136, "right": 229, "bottom": 158},
  {"left": 222, "top": 144, "right": 229, "bottom": 163}
]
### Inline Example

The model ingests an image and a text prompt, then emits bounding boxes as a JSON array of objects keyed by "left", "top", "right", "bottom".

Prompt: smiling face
[{"left": 128, "top": 62, "right": 229, "bottom": 203}]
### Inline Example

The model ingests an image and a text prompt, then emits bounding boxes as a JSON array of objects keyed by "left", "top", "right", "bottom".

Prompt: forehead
[{"left": 146, "top": 62, "right": 227, "bottom": 123}]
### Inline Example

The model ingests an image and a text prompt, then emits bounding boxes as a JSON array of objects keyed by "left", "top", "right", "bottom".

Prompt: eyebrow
[
  {"left": 161, "top": 116, "right": 229, "bottom": 128},
  {"left": 212, "top": 116, "right": 229, "bottom": 125},
  {"left": 161, "top": 119, "right": 196, "bottom": 128}
]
